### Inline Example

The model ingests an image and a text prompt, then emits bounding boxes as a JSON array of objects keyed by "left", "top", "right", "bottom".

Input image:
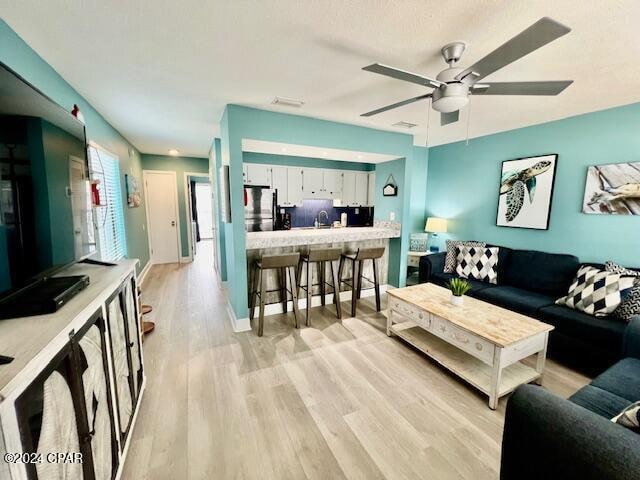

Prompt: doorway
[
  {"left": 143, "top": 170, "right": 180, "bottom": 264},
  {"left": 184, "top": 174, "right": 213, "bottom": 260}
]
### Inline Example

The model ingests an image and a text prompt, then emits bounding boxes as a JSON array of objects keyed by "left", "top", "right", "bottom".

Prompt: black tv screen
[{"left": 0, "top": 63, "right": 95, "bottom": 299}]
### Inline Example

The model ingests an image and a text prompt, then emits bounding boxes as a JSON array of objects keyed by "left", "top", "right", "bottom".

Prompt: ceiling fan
[{"left": 361, "top": 17, "right": 573, "bottom": 126}]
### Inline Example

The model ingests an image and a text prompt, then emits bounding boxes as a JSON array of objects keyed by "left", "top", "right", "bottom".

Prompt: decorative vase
[{"left": 450, "top": 294, "right": 464, "bottom": 307}]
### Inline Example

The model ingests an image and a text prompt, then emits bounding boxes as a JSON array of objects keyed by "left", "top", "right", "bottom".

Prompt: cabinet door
[
  {"left": 242, "top": 164, "right": 248, "bottom": 185},
  {"left": 342, "top": 171, "right": 357, "bottom": 206},
  {"left": 302, "top": 167, "right": 325, "bottom": 198},
  {"left": 355, "top": 172, "right": 369, "bottom": 206},
  {"left": 323, "top": 169, "right": 343, "bottom": 199},
  {"left": 287, "top": 167, "right": 303, "bottom": 206},
  {"left": 123, "top": 278, "right": 143, "bottom": 399},
  {"left": 271, "top": 166, "right": 288, "bottom": 206},
  {"left": 245, "top": 164, "right": 271, "bottom": 186},
  {"left": 367, "top": 172, "right": 376, "bottom": 206}
]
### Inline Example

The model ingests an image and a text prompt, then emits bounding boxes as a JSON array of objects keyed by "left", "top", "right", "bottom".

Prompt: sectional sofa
[{"left": 418, "top": 246, "right": 640, "bottom": 372}]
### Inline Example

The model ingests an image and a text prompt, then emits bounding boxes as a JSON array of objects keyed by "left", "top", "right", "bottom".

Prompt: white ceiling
[
  {"left": 3, "top": 1, "right": 640, "bottom": 157},
  {"left": 242, "top": 139, "right": 399, "bottom": 164}
]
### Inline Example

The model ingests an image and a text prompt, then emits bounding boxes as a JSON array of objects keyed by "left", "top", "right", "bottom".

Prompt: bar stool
[
  {"left": 297, "top": 247, "right": 342, "bottom": 325},
  {"left": 338, "top": 247, "right": 385, "bottom": 317},
  {"left": 249, "top": 253, "right": 301, "bottom": 336}
]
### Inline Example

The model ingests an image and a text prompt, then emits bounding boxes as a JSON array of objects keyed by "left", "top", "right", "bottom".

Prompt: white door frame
[
  {"left": 143, "top": 169, "right": 181, "bottom": 265},
  {"left": 183, "top": 171, "right": 211, "bottom": 262}
]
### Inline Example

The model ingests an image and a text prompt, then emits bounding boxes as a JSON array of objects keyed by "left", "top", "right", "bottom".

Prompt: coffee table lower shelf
[{"left": 390, "top": 322, "right": 541, "bottom": 405}]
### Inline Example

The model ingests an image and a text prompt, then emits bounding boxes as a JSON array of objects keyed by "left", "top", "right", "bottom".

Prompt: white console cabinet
[{"left": 0, "top": 260, "right": 145, "bottom": 480}]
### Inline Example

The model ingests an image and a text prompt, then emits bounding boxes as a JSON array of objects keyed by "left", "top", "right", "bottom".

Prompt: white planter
[{"left": 450, "top": 294, "right": 464, "bottom": 307}]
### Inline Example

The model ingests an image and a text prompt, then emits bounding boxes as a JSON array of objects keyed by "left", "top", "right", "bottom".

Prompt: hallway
[{"left": 122, "top": 242, "right": 590, "bottom": 480}]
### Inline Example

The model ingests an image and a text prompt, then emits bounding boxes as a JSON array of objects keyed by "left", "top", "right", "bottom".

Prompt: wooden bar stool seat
[
  {"left": 338, "top": 247, "right": 385, "bottom": 317},
  {"left": 297, "top": 247, "right": 343, "bottom": 325},
  {"left": 249, "top": 252, "right": 301, "bottom": 336}
]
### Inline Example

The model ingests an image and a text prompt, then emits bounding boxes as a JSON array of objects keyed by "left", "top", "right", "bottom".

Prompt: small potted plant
[{"left": 448, "top": 278, "right": 471, "bottom": 306}]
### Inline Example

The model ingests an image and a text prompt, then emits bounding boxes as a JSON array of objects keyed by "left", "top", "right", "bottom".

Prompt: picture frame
[
  {"left": 383, "top": 174, "right": 398, "bottom": 197},
  {"left": 496, "top": 154, "right": 558, "bottom": 230},
  {"left": 582, "top": 161, "right": 640, "bottom": 215}
]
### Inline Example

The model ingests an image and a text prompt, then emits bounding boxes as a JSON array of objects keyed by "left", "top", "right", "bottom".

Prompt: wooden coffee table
[{"left": 387, "top": 283, "right": 554, "bottom": 409}]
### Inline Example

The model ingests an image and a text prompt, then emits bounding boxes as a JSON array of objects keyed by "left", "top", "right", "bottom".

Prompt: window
[{"left": 88, "top": 143, "right": 127, "bottom": 261}]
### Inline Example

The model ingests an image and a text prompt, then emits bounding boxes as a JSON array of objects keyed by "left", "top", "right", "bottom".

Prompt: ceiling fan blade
[
  {"left": 471, "top": 80, "right": 573, "bottom": 95},
  {"left": 456, "top": 17, "right": 571, "bottom": 83},
  {"left": 363, "top": 63, "right": 443, "bottom": 88},
  {"left": 361, "top": 93, "right": 432, "bottom": 117},
  {"left": 440, "top": 110, "right": 459, "bottom": 126}
]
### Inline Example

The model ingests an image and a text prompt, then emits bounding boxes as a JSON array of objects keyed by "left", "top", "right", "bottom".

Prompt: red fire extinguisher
[{"left": 91, "top": 179, "right": 103, "bottom": 206}]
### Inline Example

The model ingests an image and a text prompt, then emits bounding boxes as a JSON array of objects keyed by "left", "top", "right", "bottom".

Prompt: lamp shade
[{"left": 425, "top": 217, "right": 448, "bottom": 233}]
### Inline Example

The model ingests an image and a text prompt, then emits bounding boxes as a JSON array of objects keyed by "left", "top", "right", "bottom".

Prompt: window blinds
[{"left": 88, "top": 145, "right": 127, "bottom": 262}]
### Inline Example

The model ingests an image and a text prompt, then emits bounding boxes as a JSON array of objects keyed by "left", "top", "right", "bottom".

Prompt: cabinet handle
[
  {"left": 129, "top": 341, "right": 135, "bottom": 347},
  {"left": 475, "top": 343, "right": 483, "bottom": 351},
  {"left": 451, "top": 332, "right": 469, "bottom": 344}
]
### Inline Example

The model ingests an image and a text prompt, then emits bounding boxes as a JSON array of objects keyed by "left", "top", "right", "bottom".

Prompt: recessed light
[
  {"left": 271, "top": 97, "right": 305, "bottom": 108},
  {"left": 168, "top": 149, "right": 179, "bottom": 156},
  {"left": 392, "top": 121, "right": 418, "bottom": 129},
  {"left": 322, "top": 151, "right": 328, "bottom": 156},
  {"left": 357, "top": 155, "right": 363, "bottom": 160},
  {"left": 281, "top": 147, "right": 287, "bottom": 152}
]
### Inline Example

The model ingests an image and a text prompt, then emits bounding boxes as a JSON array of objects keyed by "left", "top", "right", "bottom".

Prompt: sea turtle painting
[{"left": 499, "top": 160, "right": 552, "bottom": 222}]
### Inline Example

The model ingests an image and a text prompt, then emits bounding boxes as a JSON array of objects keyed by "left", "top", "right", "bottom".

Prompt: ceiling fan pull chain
[
  {"left": 465, "top": 95, "right": 472, "bottom": 146},
  {"left": 425, "top": 96, "right": 432, "bottom": 148}
]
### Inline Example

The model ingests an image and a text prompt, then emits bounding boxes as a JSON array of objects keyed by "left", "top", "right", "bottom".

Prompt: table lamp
[{"left": 425, "top": 217, "right": 448, "bottom": 252}]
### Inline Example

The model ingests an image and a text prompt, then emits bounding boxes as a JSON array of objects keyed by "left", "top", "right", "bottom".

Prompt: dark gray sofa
[
  {"left": 500, "top": 321, "right": 640, "bottom": 479},
  {"left": 419, "top": 246, "right": 640, "bottom": 372}
]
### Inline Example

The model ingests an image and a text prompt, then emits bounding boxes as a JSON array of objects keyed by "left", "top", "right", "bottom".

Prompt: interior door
[{"left": 144, "top": 170, "right": 180, "bottom": 264}]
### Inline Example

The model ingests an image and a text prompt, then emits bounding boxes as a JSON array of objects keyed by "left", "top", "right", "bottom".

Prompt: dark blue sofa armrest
[
  {"left": 623, "top": 316, "right": 640, "bottom": 359},
  {"left": 501, "top": 384, "right": 640, "bottom": 480},
  {"left": 418, "top": 252, "right": 446, "bottom": 283}
]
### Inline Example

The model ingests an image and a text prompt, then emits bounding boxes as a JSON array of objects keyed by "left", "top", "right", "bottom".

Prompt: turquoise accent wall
[
  {"left": 426, "top": 102, "right": 640, "bottom": 266},
  {"left": 140, "top": 154, "right": 209, "bottom": 258},
  {"left": 220, "top": 105, "right": 417, "bottom": 320},
  {"left": 0, "top": 19, "right": 150, "bottom": 271},
  {"left": 243, "top": 152, "right": 375, "bottom": 171},
  {"left": 210, "top": 138, "right": 227, "bottom": 281}
]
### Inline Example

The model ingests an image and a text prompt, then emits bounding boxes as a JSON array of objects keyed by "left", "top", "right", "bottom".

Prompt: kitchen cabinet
[
  {"left": 355, "top": 172, "right": 369, "bottom": 207},
  {"left": 323, "top": 169, "right": 343, "bottom": 199},
  {"left": 367, "top": 172, "right": 376, "bottom": 206},
  {"left": 244, "top": 164, "right": 271, "bottom": 186},
  {"left": 286, "top": 167, "right": 304, "bottom": 206},
  {"left": 302, "top": 167, "right": 324, "bottom": 198},
  {"left": 271, "top": 166, "right": 288, "bottom": 204},
  {"left": 342, "top": 171, "right": 369, "bottom": 206}
]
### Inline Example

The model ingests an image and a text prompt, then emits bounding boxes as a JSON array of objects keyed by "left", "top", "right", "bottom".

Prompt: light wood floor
[{"left": 122, "top": 241, "right": 590, "bottom": 480}]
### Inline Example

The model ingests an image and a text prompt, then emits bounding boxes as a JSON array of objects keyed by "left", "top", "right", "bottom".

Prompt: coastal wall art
[{"left": 582, "top": 162, "right": 640, "bottom": 215}]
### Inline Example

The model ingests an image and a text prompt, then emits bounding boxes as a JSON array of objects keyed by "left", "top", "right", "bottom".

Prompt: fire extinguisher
[{"left": 91, "top": 179, "right": 103, "bottom": 206}]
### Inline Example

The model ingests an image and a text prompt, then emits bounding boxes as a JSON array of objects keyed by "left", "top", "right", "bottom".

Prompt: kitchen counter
[{"left": 245, "top": 224, "right": 400, "bottom": 250}]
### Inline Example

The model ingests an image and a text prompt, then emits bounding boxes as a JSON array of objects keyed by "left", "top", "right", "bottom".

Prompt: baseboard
[
  {"left": 180, "top": 256, "right": 192, "bottom": 264},
  {"left": 251, "top": 284, "right": 389, "bottom": 318},
  {"left": 225, "top": 298, "right": 251, "bottom": 332},
  {"left": 138, "top": 261, "right": 152, "bottom": 287}
]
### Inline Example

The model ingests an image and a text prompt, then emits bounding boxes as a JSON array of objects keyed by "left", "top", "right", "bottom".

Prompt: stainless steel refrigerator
[{"left": 244, "top": 186, "right": 276, "bottom": 232}]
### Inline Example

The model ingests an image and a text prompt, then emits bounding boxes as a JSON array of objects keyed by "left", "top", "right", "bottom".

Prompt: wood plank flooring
[{"left": 122, "top": 241, "right": 590, "bottom": 480}]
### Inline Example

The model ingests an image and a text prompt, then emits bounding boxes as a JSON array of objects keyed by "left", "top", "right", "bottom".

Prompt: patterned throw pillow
[
  {"left": 605, "top": 261, "right": 640, "bottom": 322},
  {"left": 556, "top": 266, "right": 636, "bottom": 317},
  {"left": 612, "top": 401, "right": 640, "bottom": 432},
  {"left": 444, "top": 240, "right": 486, "bottom": 273},
  {"left": 455, "top": 246, "right": 499, "bottom": 284}
]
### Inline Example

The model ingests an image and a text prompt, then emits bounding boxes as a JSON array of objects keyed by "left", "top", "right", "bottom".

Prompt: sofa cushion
[
  {"left": 590, "top": 358, "right": 640, "bottom": 403},
  {"left": 612, "top": 401, "right": 640, "bottom": 431},
  {"left": 538, "top": 304, "right": 626, "bottom": 354},
  {"left": 455, "top": 245, "right": 499, "bottom": 284},
  {"left": 569, "top": 385, "right": 632, "bottom": 419},
  {"left": 473, "top": 286, "right": 555, "bottom": 316},
  {"left": 430, "top": 272, "right": 496, "bottom": 295},
  {"left": 502, "top": 250, "right": 579, "bottom": 296},
  {"left": 443, "top": 240, "right": 485, "bottom": 273}
]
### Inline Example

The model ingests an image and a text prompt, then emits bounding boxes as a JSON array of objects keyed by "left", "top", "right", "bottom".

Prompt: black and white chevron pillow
[
  {"left": 455, "top": 246, "right": 499, "bottom": 284},
  {"left": 612, "top": 401, "right": 640, "bottom": 432},
  {"left": 556, "top": 266, "right": 636, "bottom": 317},
  {"left": 444, "top": 240, "right": 486, "bottom": 273},
  {"left": 605, "top": 261, "right": 640, "bottom": 322}
]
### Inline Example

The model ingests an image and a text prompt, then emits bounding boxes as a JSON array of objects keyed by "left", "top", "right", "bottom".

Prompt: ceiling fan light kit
[{"left": 361, "top": 17, "right": 573, "bottom": 127}]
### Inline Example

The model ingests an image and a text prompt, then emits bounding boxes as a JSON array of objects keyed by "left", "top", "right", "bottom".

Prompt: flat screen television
[{"left": 0, "top": 62, "right": 96, "bottom": 305}]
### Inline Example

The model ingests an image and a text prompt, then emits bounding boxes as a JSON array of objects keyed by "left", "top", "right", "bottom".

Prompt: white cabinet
[
  {"left": 286, "top": 167, "right": 304, "bottom": 206},
  {"left": 271, "top": 166, "right": 288, "bottom": 204},
  {"left": 367, "top": 172, "right": 376, "bottom": 206},
  {"left": 342, "top": 171, "right": 370, "bottom": 206},
  {"left": 244, "top": 164, "right": 271, "bottom": 186},
  {"left": 302, "top": 167, "right": 325, "bottom": 198},
  {"left": 323, "top": 169, "right": 343, "bottom": 199}
]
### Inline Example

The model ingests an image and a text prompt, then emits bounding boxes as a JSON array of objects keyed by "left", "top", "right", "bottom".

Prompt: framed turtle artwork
[
  {"left": 582, "top": 162, "right": 640, "bottom": 215},
  {"left": 496, "top": 154, "right": 558, "bottom": 230}
]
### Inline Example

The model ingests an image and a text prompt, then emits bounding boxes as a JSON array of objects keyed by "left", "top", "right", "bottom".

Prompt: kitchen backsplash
[{"left": 279, "top": 199, "right": 374, "bottom": 228}]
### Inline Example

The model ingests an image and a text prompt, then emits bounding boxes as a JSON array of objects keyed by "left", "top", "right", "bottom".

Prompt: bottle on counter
[
  {"left": 340, "top": 212, "right": 347, "bottom": 227},
  {"left": 314, "top": 217, "right": 319, "bottom": 229}
]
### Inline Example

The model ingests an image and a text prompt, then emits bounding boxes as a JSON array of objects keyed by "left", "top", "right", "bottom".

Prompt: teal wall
[
  {"left": 0, "top": 19, "right": 150, "bottom": 271},
  {"left": 426, "top": 102, "right": 640, "bottom": 266},
  {"left": 140, "top": 154, "right": 209, "bottom": 258},
  {"left": 243, "top": 152, "right": 375, "bottom": 171},
  {"left": 210, "top": 138, "right": 227, "bottom": 281},
  {"left": 220, "top": 105, "right": 417, "bottom": 320}
]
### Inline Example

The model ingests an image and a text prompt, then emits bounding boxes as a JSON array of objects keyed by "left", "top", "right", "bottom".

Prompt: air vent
[
  {"left": 271, "top": 97, "right": 305, "bottom": 108},
  {"left": 392, "top": 121, "right": 418, "bottom": 129}
]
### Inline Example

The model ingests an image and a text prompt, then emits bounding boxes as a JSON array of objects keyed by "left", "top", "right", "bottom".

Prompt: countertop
[{"left": 245, "top": 225, "right": 401, "bottom": 250}]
